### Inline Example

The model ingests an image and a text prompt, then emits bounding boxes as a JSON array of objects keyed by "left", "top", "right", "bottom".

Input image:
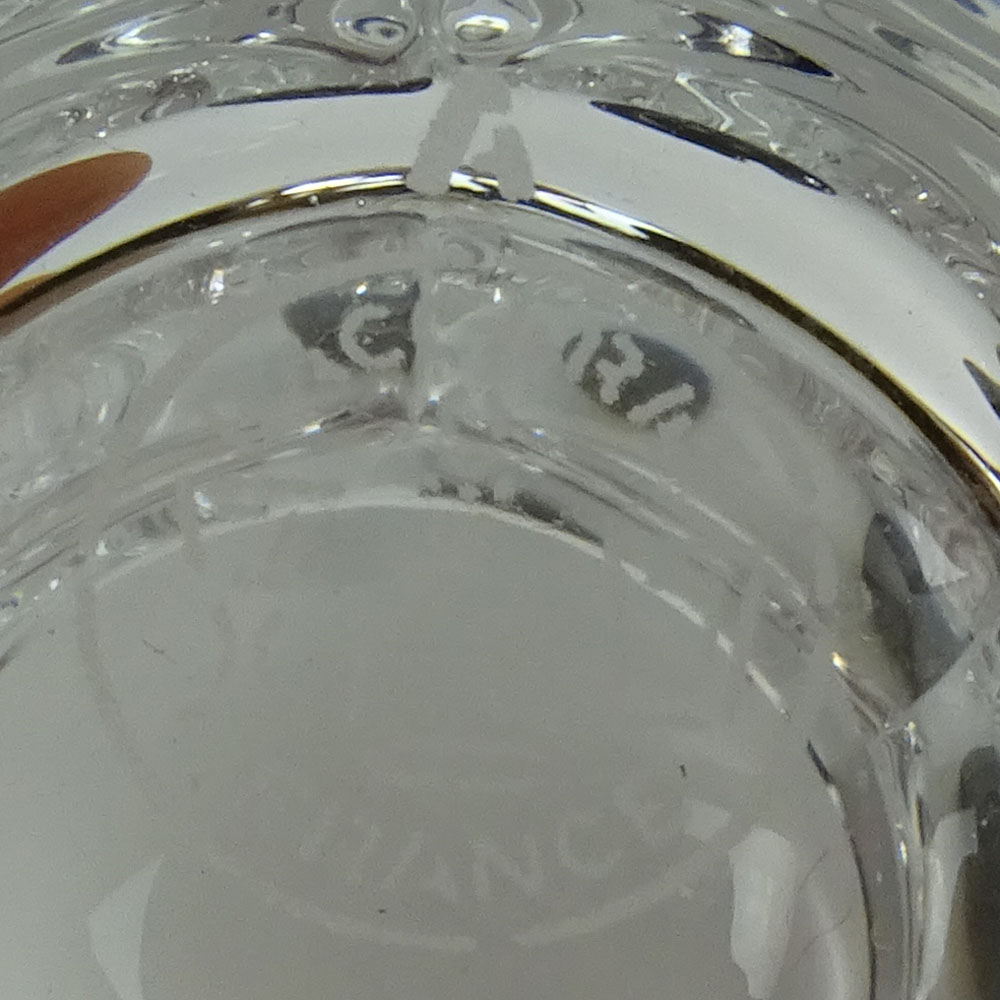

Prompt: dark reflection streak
[
  {"left": 0, "top": 643, "right": 18, "bottom": 676},
  {"left": 685, "top": 13, "right": 833, "bottom": 77},
  {"left": 501, "top": 489, "right": 601, "bottom": 546},
  {"left": 801, "top": 744, "right": 878, "bottom": 997},
  {"left": 456, "top": 421, "right": 685, "bottom": 543},
  {"left": 56, "top": 38, "right": 105, "bottom": 64},
  {"left": 849, "top": 831, "right": 879, "bottom": 1000},
  {"left": 874, "top": 27, "right": 921, "bottom": 57},
  {"left": 249, "top": 35, "right": 411, "bottom": 61},
  {"left": 211, "top": 77, "right": 432, "bottom": 106},
  {"left": 423, "top": 479, "right": 602, "bottom": 546},
  {"left": 965, "top": 358, "right": 1000, "bottom": 418},
  {"left": 591, "top": 101, "right": 835, "bottom": 194},
  {"left": 807, "top": 740, "right": 835, "bottom": 785}
]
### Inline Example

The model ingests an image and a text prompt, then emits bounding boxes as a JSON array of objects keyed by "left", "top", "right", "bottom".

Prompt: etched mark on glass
[
  {"left": 227, "top": 762, "right": 718, "bottom": 937},
  {"left": 283, "top": 273, "right": 418, "bottom": 373},
  {"left": 562, "top": 330, "right": 710, "bottom": 428}
]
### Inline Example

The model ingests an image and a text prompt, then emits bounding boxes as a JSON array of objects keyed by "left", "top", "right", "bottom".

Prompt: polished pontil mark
[
  {"left": 861, "top": 512, "right": 971, "bottom": 697},
  {"left": 591, "top": 102, "right": 834, "bottom": 194},
  {"left": 441, "top": 0, "right": 542, "bottom": 49},
  {"left": 562, "top": 330, "right": 709, "bottom": 428},
  {"left": 683, "top": 13, "right": 832, "bottom": 76},
  {"left": 331, "top": 0, "right": 419, "bottom": 62},
  {"left": 960, "top": 745, "right": 1000, "bottom": 1000},
  {"left": 283, "top": 274, "right": 418, "bottom": 372}
]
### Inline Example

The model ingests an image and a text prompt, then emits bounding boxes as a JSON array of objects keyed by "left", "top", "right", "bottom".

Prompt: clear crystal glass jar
[{"left": 2, "top": 3, "right": 1000, "bottom": 999}]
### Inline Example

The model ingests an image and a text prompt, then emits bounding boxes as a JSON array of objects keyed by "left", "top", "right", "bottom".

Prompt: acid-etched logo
[{"left": 212, "top": 742, "right": 733, "bottom": 952}]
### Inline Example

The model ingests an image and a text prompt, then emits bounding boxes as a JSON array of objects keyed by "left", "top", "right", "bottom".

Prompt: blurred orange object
[{"left": 0, "top": 150, "right": 152, "bottom": 291}]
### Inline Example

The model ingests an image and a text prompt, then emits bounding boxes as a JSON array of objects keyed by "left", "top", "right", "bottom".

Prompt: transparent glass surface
[{"left": 2, "top": 2, "right": 1000, "bottom": 999}]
